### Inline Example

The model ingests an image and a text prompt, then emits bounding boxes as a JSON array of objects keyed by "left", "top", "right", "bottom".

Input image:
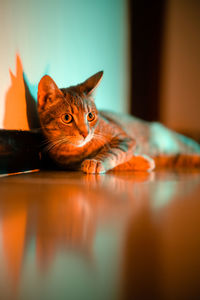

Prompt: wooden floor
[{"left": 0, "top": 170, "right": 200, "bottom": 300}]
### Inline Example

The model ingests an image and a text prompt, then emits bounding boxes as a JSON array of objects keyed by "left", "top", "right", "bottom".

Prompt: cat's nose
[{"left": 81, "top": 131, "right": 88, "bottom": 138}]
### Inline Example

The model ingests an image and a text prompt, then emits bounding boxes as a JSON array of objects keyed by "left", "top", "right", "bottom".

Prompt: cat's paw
[{"left": 81, "top": 159, "right": 106, "bottom": 174}]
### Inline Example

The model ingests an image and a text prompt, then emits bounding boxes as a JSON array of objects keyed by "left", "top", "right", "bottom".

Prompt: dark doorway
[{"left": 129, "top": 0, "right": 166, "bottom": 121}]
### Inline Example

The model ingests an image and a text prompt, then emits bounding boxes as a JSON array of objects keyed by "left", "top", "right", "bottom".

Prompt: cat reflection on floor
[
  {"left": 1, "top": 173, "right": 150, "bottom": 286},
  {"left": 1, "top": 171, "right": 200, "bottom": 290}
]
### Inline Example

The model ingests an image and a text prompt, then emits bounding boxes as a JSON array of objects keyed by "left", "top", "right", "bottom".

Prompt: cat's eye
[
  {"left": 87, "top": 112, "right": 95, "bottom": 122},
  {"left": 61, "top": 113, "right": 73, "bottom": 124}
]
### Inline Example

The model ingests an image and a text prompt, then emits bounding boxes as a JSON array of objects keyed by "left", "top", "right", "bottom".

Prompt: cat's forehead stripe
[
  {"left": 71, "top": 105, "right": 79, "bottom": 114},
  {"left": 61, "top": 90, "right": 96, "bottom": 114},
  {"left": 69, "top": 94, "right": 90, "bottom": 113}
]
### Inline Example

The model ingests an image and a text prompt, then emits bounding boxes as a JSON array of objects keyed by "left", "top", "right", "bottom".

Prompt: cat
[{"left": 37, "top": 71, "right": 200, "bottom": 173}]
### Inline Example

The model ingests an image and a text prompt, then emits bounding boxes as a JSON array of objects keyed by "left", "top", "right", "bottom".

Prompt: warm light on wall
[{"left": 3, "top": 55, "right": 29, "bottom": 130}]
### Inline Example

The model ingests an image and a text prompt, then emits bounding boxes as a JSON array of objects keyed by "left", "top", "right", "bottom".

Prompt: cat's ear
[
  {"left": 37, "top": 75, "right": 63, "bottom": 110},
  {"left": 78, "top": 71, "right": 103, "bottom": 96}
]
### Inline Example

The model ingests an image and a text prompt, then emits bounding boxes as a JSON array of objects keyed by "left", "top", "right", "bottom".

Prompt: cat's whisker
[
  {"left": 93, "top": 133, "right": 107, "bottom": 139},
  {"left": 93, "top": 136, "right": 110, "bottom": 150},
  {"left": 41, "top": 138, "right": 52, "bottom": 147},
  {"left": 93, "top": 133, "right": 119, "bottom": 153},
  {"left": 93, "top": 133, "right": 108, "bottom": 144},
  {"left": 44, "top": 137, "right": 69, "bottom": 152},
  {"left": 94, "top": 132, "right": 114, "bottom": 142}
]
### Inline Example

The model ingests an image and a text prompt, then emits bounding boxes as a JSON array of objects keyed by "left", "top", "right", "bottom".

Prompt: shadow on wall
[{"left": 3, "top": 54, "right": 40, "bottom": 130}]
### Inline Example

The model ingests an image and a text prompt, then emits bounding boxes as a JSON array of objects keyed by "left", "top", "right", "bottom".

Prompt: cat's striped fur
[{"left": 37, "top": 71, "right": 200, "bottom": 173}]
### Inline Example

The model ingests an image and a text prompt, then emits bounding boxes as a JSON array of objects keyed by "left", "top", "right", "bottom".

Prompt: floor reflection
[
  {"left": 0, "top": 170, "right": 200, "bottom": 299},
  {"left": 120, "top": 171, "right": 200, "bottom": 300},
  {"left": 1, "top": 207, "right": 27, "bottom": 286}
]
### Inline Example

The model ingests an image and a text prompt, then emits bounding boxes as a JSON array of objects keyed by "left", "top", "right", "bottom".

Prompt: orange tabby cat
[{"left": 37, "top": 71, "right": 200, "bottom": 173}]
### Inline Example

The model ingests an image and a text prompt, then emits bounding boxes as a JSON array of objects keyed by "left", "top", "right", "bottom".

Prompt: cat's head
[{"left": 37, "top": 71, "right": 103, "bottom": 147}]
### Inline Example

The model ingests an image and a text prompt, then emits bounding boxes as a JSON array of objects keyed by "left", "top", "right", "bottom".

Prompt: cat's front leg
[{"left": 81, "top": 136, "right": 136, "bottom": 174}]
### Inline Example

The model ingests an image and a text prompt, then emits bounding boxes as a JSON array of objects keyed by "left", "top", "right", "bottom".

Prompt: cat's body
[
  {"left": 37, "top": 71, "right": 200, "bottom": 173},
  {"left": 100, "top": 111, "right": 200, "bottom": 155}
]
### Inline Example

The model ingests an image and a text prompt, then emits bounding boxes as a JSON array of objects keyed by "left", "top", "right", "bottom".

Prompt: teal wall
[{"left": 0, "top": 0, "right": 129, "bottom": 129}]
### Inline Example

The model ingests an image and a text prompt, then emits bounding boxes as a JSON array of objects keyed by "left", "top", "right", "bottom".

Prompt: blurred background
[{"left": 0, "top": 0, "right": 199, "bottom": 138}]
